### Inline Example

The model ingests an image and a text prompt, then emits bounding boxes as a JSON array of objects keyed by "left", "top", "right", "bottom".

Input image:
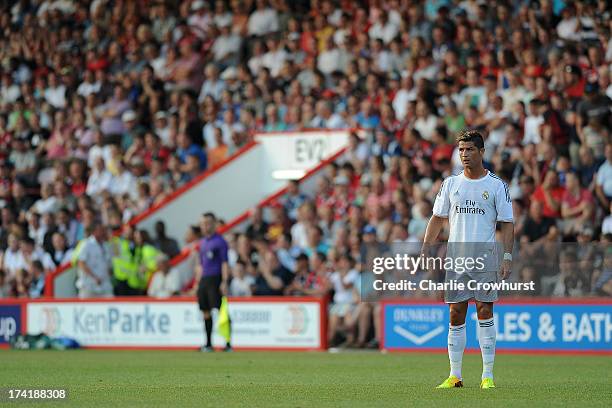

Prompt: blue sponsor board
[
  {"left": 383, "top": 303, "right": 612, "bottom": 351},
  {"left": 0, "top": 304, "right": 22, "bottom": 344}
]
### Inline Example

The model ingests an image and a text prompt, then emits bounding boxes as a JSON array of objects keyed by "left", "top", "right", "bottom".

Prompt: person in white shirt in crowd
[
  {"left": 247, "top": 0, "right": 279, "bottom": 37},
  {"left": 198, "top": 64, "right": 225, "bottom": 103},
  {"left": 21, "top": 236, "right": 55, "bottom": 273},
  {"left": 229, "top": 260, "right": 255, "bottom": 297},
  {"left": 310, "top": 101, "right": 347, "bottom": 129},
  {"left": 262, "top": 38, "right": 287, "bottom": 78},
  {"left": 148, "top": 254, "right": 182, "bottom": 298},
  {"left": 459, "top": 69, "right": 486, "bottom": 112},
  {"left": 187, "top": 0, "right": 212, "bottom": 38},
  {"left": 501, "top": 70, "right": 527, "bottom": 110},
  {"left": 76, "top": 70, "right": 100, "bottom": 97},
  {"left": 44, "top": 71, "right": 67, "bottom": 109},
  {"left": 368, "top": 10, "right": 399, "bottom": 44},
  {"left": 413, "top": 100, "right": 439, "bottom": 141},
  {"left": 317, "top": 37, "right": 343, "bottom": 76},
  {"left": 32, "top": 183, "right": 60, "bottom": 215},
  {"left": 328, "top": 252, "right": 359, "bottom": 346},
  {"left": 111, "top": 160, "right": 138, "bottom": 200},
  {"left": 2, "top": 233, "right": 26, "bottom": 278},
  {"left": 0, "top": 73, "right": 21, "bottom": 103},
  {"left": 213, "top": 0, "right": 233, "bottom": 27},
  {"left": 153, "top": 111, "right": 173, "bottom": 148},
  {"left": 76, "top": 222, "right": 113, "bottom": 299},
  {"left": 212, "top": 21, "right": 242, "bottom": 67},
  {"left": 595, "top": 144, "right": 612, "bottom": 210},
  {"left": 48, "top": 232, "right": 73, "bottom": 267},
  {"left": 522, "top": 99, "right": 545, "bottom": 145},
  {"left": 27, "top": 211, "right": 46, "bottom": 248},
  {"left": 218, "top": 110, "right": 245, "bottom": 148},
  {"left": 87, "top": 130, "right": 112, "bottom": 169},
  {"left": 86, "top": 156, "right": 113, "bottom": 198}
]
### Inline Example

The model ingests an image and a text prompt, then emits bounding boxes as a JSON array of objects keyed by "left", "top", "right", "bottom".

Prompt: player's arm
[
  {"left": 496, "top": 181, "right": 514, "bottom": 280},
  {"left": 192, "top": 249, "right": 202, "bottom": 285},
  {"left": 422, "top": 216, "right": 445, "bottom": 252},
  {"left": 220, "top": 240, "right": 230, "bottom": 295},
  {"left": 221, "top": 262, "right": 229, "bottom": 295},
  {"left": 595, "top": 174, "right": 610, "bottom": 209},
  {"left": 499, "top": 221, "right": 514, "bottom": 280},
  {"left": 422, "top": 178, "right": 451, "bottom": 254}
]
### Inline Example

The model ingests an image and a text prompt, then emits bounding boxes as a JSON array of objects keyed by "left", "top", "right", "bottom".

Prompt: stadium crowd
[{"left": 0, "top": 0, "right": 611, "bottom": 344}]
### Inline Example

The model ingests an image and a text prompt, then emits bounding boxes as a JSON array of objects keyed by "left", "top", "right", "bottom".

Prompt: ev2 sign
[{"left": 295, "top": 137, "right": 329, "bottom": 165}]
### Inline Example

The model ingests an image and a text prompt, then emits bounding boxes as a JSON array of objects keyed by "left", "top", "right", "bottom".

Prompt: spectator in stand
[
  {"left": 229, "top": 260, "right": 255, "bottom": 297},
  {"left": 252, "top": 250, "right": 293, "bottom": 296},
  {"left": 148, "top": 254, "right": 181, "bottom": 298},
  {"left": 561, "top": 171, "right": 595, "bottom": 235},
  {"left": 328, "top": 252, "right": 359, "bottom": 347},
  {"left": 153, "top": 220, "right": 180, "bottom": 259},
  {"left": 76, "top": 223, "right": 113, "bottom": 299}
]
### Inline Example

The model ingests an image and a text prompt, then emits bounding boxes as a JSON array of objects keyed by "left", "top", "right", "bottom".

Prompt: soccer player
[
  {"left": 422, "top": 130, "right": 514, "bottom": 389},
  {"left": 195, "top": 212, "right": 231, "bottom": 352}
]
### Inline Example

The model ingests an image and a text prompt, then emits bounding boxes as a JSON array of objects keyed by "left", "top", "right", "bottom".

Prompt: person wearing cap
[
  {"left": 188, "top": 0, "right": 212, "bottom": 38},
  {"left": 152, "top": 111, "right": 172, "bottom": 147}
]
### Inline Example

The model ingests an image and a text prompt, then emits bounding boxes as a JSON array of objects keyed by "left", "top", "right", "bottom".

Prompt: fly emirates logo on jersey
[{"left": 455, "top": 199, "right": 486, "bottom": 215}]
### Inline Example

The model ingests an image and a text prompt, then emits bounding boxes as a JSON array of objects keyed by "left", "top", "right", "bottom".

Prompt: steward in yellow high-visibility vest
[
  {"left": 131, "top": 229, "right": 161, "bottom": 293},
  {"left": 131, "top": 243, "right": 160, "bottom": 291},
  {"left": 111, "top": 226, "right": 140, "bottom": 296}
]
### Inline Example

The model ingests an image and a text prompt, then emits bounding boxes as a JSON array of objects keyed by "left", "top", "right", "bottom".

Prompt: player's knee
[
  {"left": 449, "top": 308, "right": 466, "bottom": 326},
  {"left": 202, "top": 310, "right": 211, "bottom": 319},
  {"left": 476, "top": 303, "right": 493, "bottom": 319}
]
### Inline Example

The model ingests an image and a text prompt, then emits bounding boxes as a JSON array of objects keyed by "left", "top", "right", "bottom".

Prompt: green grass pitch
[{"left": 1, "top": 350, "right": 610, "bottom": 407}]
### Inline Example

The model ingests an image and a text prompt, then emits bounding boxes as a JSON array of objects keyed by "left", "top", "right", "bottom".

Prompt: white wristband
[{"left": 503, "top": 252, "right": 513, "bottom": 262}]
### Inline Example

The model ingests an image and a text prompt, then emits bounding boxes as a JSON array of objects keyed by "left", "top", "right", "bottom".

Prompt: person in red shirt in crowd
[
  {"left": 532, "top": 170, "right": 565, "bottom": 219},
  {"left": 142, "top": 132, "right": 171, "bottom": 169},
  {"left": 561, "top": 171, "right": 595, "bottom": 235},
  {"left": 329, "top": 175, "right": 353, "bottom": 221},
  {"left": 68, "top": 160, "right": 87, "bottom": 197},
  {"left": 564, "top": 64, "right": 586, "bottom": 101}
]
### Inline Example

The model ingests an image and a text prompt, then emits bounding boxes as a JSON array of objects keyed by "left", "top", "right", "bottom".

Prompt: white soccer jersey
[{"left": 433, "top": 171, "right": 513, "bottom": 243}]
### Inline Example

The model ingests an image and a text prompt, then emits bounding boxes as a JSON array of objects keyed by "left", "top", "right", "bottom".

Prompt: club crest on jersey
[{"left": 482, "top": 191, "right": 489, "bottom": 200}]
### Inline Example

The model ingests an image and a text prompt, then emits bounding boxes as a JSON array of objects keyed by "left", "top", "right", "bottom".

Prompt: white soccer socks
[
  {"left": 448, "top": 323, "right": 466, "bottom": 379},
  {"left": 478, "top": 318, "right": 496, "bottom": 380}
]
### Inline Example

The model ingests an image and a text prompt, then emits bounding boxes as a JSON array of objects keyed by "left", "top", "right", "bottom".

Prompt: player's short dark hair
[{"left": 456, "top": 129, "right": 484, "bottom": 149}]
